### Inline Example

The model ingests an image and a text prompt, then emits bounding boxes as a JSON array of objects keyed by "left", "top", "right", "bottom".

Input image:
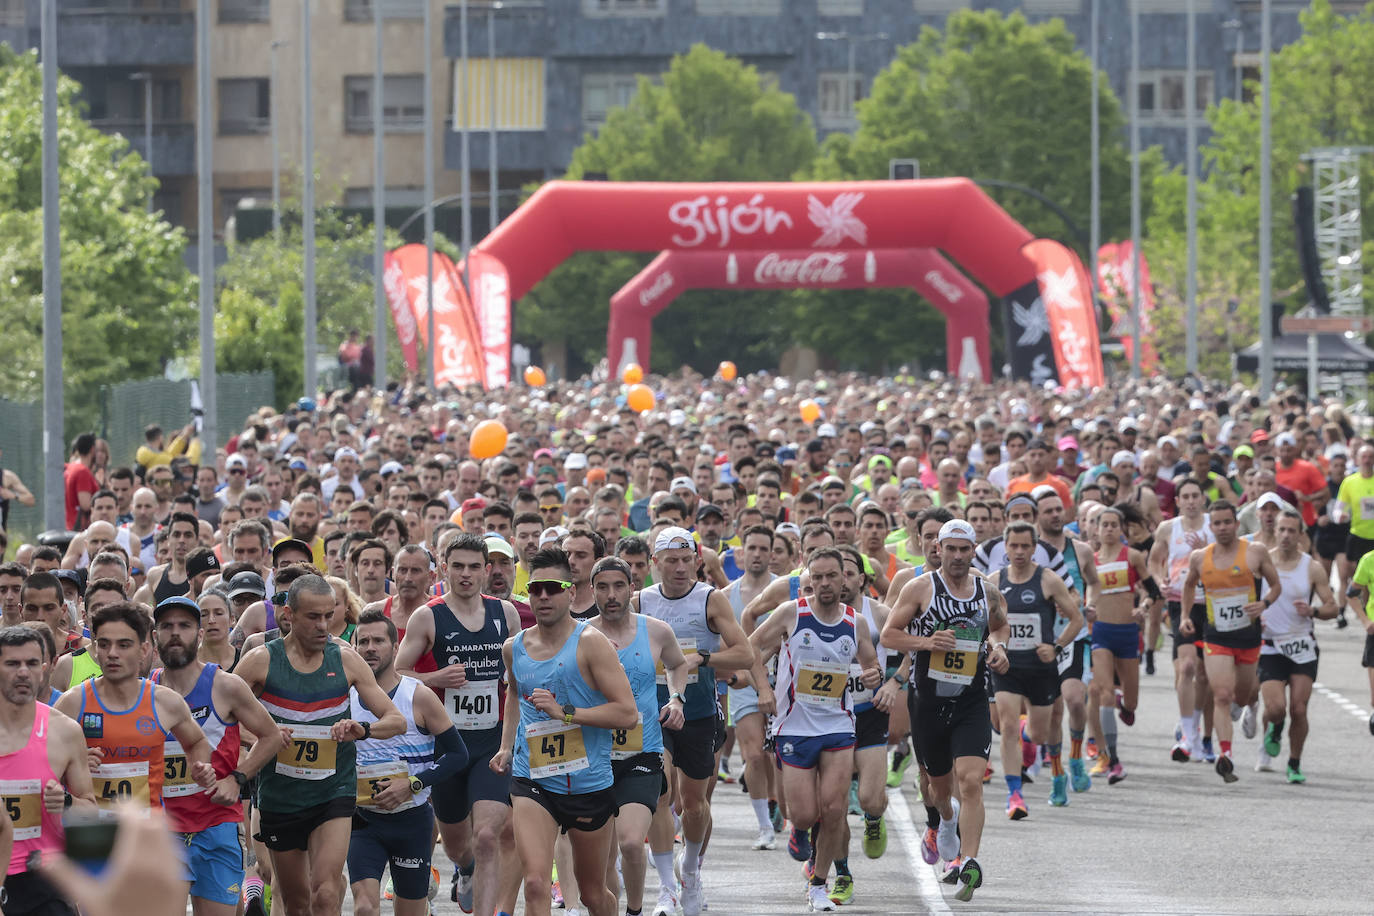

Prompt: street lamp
[
  {"left": 486, "top": 1, "right": 503, "bottom": 235},
  {"left": 815, "top": 31, "right": 888, "bottom": 130},
  {"left": 270, "top": 39, "right": 287, "bottom": 239},
  {"left": 129, "top": 71, "right": 153, "bottom": 211}
]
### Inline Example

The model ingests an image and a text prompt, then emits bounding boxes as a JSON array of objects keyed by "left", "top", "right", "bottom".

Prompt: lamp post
[
  {"left": 1185, "top": 0, "right": 1198, "bottom": 374},
  {"left": 815, "top": 31, "right": 888, "bottom": 130},
  {"left": 302, "top": 0, "right": 317, "bottom": 399},
  {"left": 1259, "top": 0, "right": 1274, "bottom": 396},
  {"left": 1129, "top": 0, "right": 1142, "bottom": 379},
  {"left": 487, "top": 1, "right": 501, "bottom": 234},
  {"left": 197, "top": 0, "right": 215, "bottom": 451},
  {"left": 426, "top": 0, "right": 438, "bottom": 390},
  {"left": 373, "top": 1, "right": 386, "bottom": 389},
  {"left": 130, "top": 71, "right": 153, "bottom": 211},
  {"left": 1089, "top": 0, "right": 1099, "bottom": 319},
  {"left": 41, "top": 0, "right": 62, "bottom": 530},
  {"left": 270, "top": 38, "right": 286, "bottom": 239}
]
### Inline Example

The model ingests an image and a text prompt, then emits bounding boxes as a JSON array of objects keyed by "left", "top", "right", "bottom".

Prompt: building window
[
  {"left": 218, "top": 78, "right": 270, "bottom": 135},
  {"left": 218, "top": 0, "right": 269, "bottom": 24},
  {"left": 343, "top": 187, "right": 428, "bottom": 209},
  {"left": 452, "top": 58, "right": 546, "bottom": 130},
  {"left": 345, "top": 0, "right": 424, "bottom": 21},
  {"left": 697, "top": 0, "right": 782, "bottom": 12},
  {"left": 818, "top": 0, "right": 864, "bottom": 13},
  {"left": 817, "top": 71, "right": 862, "bottom": 129},
  {"left": 0, "top": 0, "right": 23, "bottom": 27},
  {"left": 912, "top": 0, "right": 970, "bottom": 12},
  {"left": 582, "top": 0, "right": 664, "bottom": 15},
  {"left": 581, "top": 73, "right": 642, "bottom": 134},
  {"left": 345, "top": 74, "right": 425, "bottom": 133},
  {"left": 1135, "top": 70, "right": 1212, "bottom": 121},
  {"left": 154, "top": 188, "right": 183, "bottom": 226},
  {"left": 1022, "top": 0, "right": 1081, "bottom": 13}
]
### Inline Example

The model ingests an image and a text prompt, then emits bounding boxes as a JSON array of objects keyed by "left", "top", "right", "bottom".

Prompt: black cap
[
  {"left": 805, "top": 439, "right": 826, "bottom": 454},
  {"left": 186, "top": 551, "right": 219, "bottom": 579},
  {"left": 226, "top": 571, "right": 266, "bottom": 599},
  {"left": 1025, "top": 437, "right": 1050, "bottom": 452},
  {"left": 271, "top": 538, "right": 314, "bottom": 564},
  {"left": 695, "top": 503, "right": 725, "bottom": 522}
]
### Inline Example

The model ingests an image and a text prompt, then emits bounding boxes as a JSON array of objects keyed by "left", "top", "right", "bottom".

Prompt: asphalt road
[{"left": 321, "top": 615, "right": 1374, "bottom": 915}]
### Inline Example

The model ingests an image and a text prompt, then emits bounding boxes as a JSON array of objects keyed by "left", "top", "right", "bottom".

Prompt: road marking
[
  {"left": 887, "top": 786, "right": 952, "bottom": 915},
  {"left": 1313, "top": 681, "right": 1370, "bottom": 722}
]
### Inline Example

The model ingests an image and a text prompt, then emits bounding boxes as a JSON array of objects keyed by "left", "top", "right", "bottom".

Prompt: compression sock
[
  {"left": 652, "top": 852, "right": 676, "bottom": 889},
  {"left": 751, "top": 797, "right": 772, "bottom": 831},
  {"left": 1004, "top": 773, "right": 1023, "bottom": 795},
  {"left": 1069, "top": 728, "right": 1084, "bottom": 759},
  {"left": 1288, "top": 756, "right": 1300, "bottom": 771},
  {"left": 925, "top": 805, "right": 940, "bottom": 830},
  {"left": 1099, "top": 706, "right": 1118, "bottom": 763},
  {"left": 1049, "top": 743, "right": 1064, "bottom": 776},
  {"left": 244, "top": 877, "right": 264, "bottom": 906},
  {"left": 834, "top": 857, "right": 851, "bottom": 878},
  {"left": 682, "top": 839, "right": 703, "bottom": 876}
]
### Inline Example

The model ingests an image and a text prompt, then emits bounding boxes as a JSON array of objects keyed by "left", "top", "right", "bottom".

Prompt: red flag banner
[
  {"left": 465, "top": 250, "right": 512, "bottom": 388},
  {"left": 382, "top": 248, "right": 421, "bottom": 372},
  {"left": 384, "top": 244, "right": 486, "bottom": 389},
  {"left": 1095, "top": 241, "right": 1158, "bottom": 373},
  {"left": 1021, "top": 239, "right": 1105, "bottom": 389}
]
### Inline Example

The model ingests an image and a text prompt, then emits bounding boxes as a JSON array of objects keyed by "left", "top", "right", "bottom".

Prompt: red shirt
[
  {"left": 1275, "top": 458, "right": 1326, "bottom": 526},
  {"left": 63, "top": 461, "right": 99, "bottom": 530}
]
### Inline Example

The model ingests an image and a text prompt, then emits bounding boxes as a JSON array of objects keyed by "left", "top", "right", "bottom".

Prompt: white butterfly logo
[
  {"left": 1012, "top": 297, "right": 1050, "bottom": 346},
  {"left": 808, "top": 193, "right": 867, "bottom": 247}
]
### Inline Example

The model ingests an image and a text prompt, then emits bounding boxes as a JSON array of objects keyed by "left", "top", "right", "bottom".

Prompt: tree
[
  {"left": 516, "top": 44, "right": 819, "bottom": 375},
  {"left": 0, "top": 46, "right": 195, "bottom": 429},
  {"left": 1144, "top": 0, "right": 1374, "bottom": 377}
]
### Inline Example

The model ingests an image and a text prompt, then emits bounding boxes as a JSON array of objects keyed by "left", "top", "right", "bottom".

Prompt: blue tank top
[
  {"left": 511, "top": 621, "right": 613, "bottom": 795},
  {"left": 613, "top": 616, "right": 664, "bottom": 759},
  {"left": 721, "top": 550, "right": 744, "bottom": 582}
]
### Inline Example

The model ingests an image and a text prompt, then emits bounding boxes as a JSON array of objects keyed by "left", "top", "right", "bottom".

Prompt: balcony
[
  {"left": 94, "top": 119, "right": 196, "bottom": 177},
  {"left": 58, "top": 5, "right": 195, "bottom": 68}
]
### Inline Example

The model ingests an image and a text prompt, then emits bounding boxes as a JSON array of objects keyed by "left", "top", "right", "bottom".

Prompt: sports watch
[
  {"left": 409, "top": 775, "right": 424, "bottom": 794},
  {"left": 562, "top": 703, "right": 576, "bottom": 724}
]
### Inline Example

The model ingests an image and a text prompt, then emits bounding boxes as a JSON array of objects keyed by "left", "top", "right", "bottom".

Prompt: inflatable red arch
[
  {"left": 461, "top": 179, "right": 1103, "bottom": 388},
  {"left": 608, "top": 248, "right": 993, "bottom": 381}
]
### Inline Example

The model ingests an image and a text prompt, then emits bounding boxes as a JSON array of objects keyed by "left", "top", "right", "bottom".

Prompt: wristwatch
[
  {"left": 562, "top": 703, "right": 576, "bottom": 725},
  {"left": 409, "top": 775, "right": 424, "bottom": 794},
  {"left": 231, "top": 770, "right": 250, "bottom": 790},
  {"left": 697, "top": 648, "right": 711, "bottom": 666},
  {"left": 891, "top": 673, "right": 908, "bottom": 687},
  {"left": 669, "top": 692, "right": 687, "bottom": 705},
  {"left": 727, "top": 673, "right": 739, "bottom": 687},
  {"left": 359, "top": 721, "right": 373, "bottom": 740}
]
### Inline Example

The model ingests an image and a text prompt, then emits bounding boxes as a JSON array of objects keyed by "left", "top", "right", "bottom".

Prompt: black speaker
[
  {"left": 1271, "top": 302, "right": 1286, "bottom": 339},
  {"left": 1292, "top": 186, "right": 1331, "bottom": 313}
]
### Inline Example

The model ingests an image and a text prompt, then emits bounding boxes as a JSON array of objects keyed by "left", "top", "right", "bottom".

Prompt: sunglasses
[
  {"left": 904, "top": 510, "right": 921, "bottom": 520},
  {"left": 228, "top": 468, "right": 246, "bottom": 475},
  {"left": 540, "top": 505, "right": 563, "bottom": 512},
  {"left": 527, "top": 579, "right": 573, "bottom": 598}
]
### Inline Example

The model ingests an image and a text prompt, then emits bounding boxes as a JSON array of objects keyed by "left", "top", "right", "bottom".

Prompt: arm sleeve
[{"left": 415, "top": 725, "right": 470, "bottom": 788}]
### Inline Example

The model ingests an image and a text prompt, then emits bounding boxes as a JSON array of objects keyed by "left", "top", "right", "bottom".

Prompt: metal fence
[
  {"left": 0, "top": 398, "right": 44, "bottom": 538},
  {"left": 100, "top": 372, "right": 275, "bottom": 469}
]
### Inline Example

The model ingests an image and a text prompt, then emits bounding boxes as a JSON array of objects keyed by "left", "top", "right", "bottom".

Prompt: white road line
[
  {"left": 887, "top": 786, "right": 952, "bottom": 915},
  {"left": 1313, "top": 681, "right": 1371, "bottom": 721}
]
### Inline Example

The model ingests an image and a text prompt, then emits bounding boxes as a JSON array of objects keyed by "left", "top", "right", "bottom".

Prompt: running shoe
[
  {"left": 1116, "top": 694, "right": 1135, "bottom": 726},
  {"left": 652, "top": 884, "right": 679, "bottom": 916},
  {"left": 981, "top": 765, "right": 992, "bottom": 784},
  {"left": 1255, "top": 749, "right": 1274, "bottom": 773},
  {"left": 1216, "top": 754, "right": 1238, "bottom": 783},
  {"left": 936, "top": 798, "right": 961, "bottom": 861},
  {"left": 1144, "top": 648, "right": 1156, "bottom": 676},
  {"left": 1229, "top": 701, "right": 1243, "bottom": 722},
  {"left": 428, "top": 868, "right": 441, "bottom": 902},
  {"left": 802, "top": 860, "right": 814, "bottom": 882},
  {"left": 955, "top": 856, "right": 983, "bottom": 903},
  {"left": 941, "top": 857, "right": 963, "bottom": 885},
  {"left": 454, "top": 867, "right": 474, "bottom": 913},
  {"left": 828, "top": 875, "right": 854, "bottom": 906},
  {"left": 886, "top": 750, "right": 911, "bottom": 788},
  {"left": 244, "top": 892, "right": 266, "bottom": 916},
  {"left": 1263, "top": 722, "right": 1282, "bottom": 757},
  {"left": 1170, "top": 741, "right": 1191, "bottom": 763},
  {"left": 1069, "top": 756, "right": 1091, "bottom": 792},
  {"left": 1107, "top": 762, "right": 1126, "bottom": 784},
  {"left": 1085, "top": 737, "right": 1099, "bottom": 760},
  {"left": 806, "top": 883, "right": 836, "bottom": 912},
  {"left": 1241, "top": 702, "right": 1259, "bottom": 739},
  {"left": 1336, "top": 611, "right": 1349, "bottom": 629},
  {"left": 551, "top": 879, "right": 563, "bottom": 908},
  {"left": 1048, "top": 773, "right": 1069, "bottom": 806},
  {"left": 752, "top": 826, "right": 777, "bottom": 850},
  {"left": 920, "top": 827, "right": 940, "bottom": 865},
  {"left": 847, "top": 779, "right": 862, "bottom": 816},
  {"left": 1369, "top": 710, "right": 1374, "bottom": 736},
  {"left": 385, "top": 877, "right": 395, "bottom": 901},
  {"left": 1090, "top": 756, "right": 1110, "bottom": 776},
  {"left": 680, "top": 870, "right": 703, "bottom": 916},
  {"left": 1286, "top": 763, "right": 1306, "bottom": 784},
  {"left": 1200, "top": 737, "right": 1217, "bottom": 763},
  {"left": 787, "top": 826, "right": 812, "bottom": 862},
  {"left": 862, "top": 815, "right": 887, "bottom": 859},
  {"left": 717, "top": 760, "right": 735, "bottom": 783},
  {"left": 1006, "top": 790, "right": 1028, "bottom": 820}
]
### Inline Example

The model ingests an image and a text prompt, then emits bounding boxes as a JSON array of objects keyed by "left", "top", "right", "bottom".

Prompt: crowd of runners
[{"left": 2, "top": 366, "right": 1372, "bottom": 915}]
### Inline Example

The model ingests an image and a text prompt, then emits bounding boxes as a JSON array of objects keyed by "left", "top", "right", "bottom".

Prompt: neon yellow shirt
[{"left": 1337, "top": 472, "right": 1374, "bottom": 540}]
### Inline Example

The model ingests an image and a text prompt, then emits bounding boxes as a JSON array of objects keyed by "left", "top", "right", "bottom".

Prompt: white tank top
[
  {"left": 775, "top": 597, "right": 859, "bottom": 738},
  {"left": 1260, "top": 554, "right": 1315, "bottom": 650},
  {"left": 1166, "top": 515, "right": 1212, "bottom": 601},
  {"left": 349, "top": 676, "right": 435, "bottom": 811}
]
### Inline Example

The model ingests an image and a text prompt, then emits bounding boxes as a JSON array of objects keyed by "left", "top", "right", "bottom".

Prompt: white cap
[
  {"left": 564, "top": 453, "right": 588, "bottom": 470},
  {"left": 817, "top": 423, "right": 837, "bottom": 438},
  {"left": 859, "top": 421, "right": 877, "bottom": 435},
  {"left": 1274, "top": 432, "right": 1298, "bottom": 448},
  {"left": 334, "top": 446, "right": 359, "bottom": 460},
  {"left": 225, "top": 454, "right": 247, "bottom": 469},
  {"left": 1112, "top": 450, "right": 1137, "bottom": 467},
  {"left": 1189, "top": 398, "right": 1207, "bottom": 411},
  {"left": 1157, "top": 435, "right": 1180, "bottom": 449},
  {"left": 653, "top": 526, "right": 696, "bottom": 554},
  {"left": 1117, "top": 417, "right": 1139, "bottom": 433},
  {"left": 1256, "top": 492, "right": 1289, "bottom": 512},
  {"left": 937, "top": 519, "right": 977, "bottom": 544},
  {"left": 538, "top": 525, "right": 569, "bottom": 547},
  {"left": 669, "top": 409, "right": 687, "bottom": 427},
  {"left": 670, "top": 476, "right": 697, "bottom": 495},
  {"left": 379, "top": 460, "right": 405, "bottom": 476}
]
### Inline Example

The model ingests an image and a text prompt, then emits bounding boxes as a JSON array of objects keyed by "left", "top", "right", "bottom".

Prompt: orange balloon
[
  {"left": 799, "top": 399, "right": 821, "bottom": 424},
  {"left": 626, "top": 383, "right": 655, "bottom": 413},
  {"left": 718, "top": 361, "right": 737, "bottom": 382},
  {"left": 468, "top": 419, "right": 509, "bottom": 460},
  {"left": 523, "top": 366, "right": 547, "bottom": 387},
  {"left": 622, "top": 363, "right": 644, "bottom": 385}
]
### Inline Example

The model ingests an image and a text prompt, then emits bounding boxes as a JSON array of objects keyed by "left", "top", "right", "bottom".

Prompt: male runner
[
  {"left": 992, "top": 522, "right": 1082, "bottom": 815},
  {"left": 150, "top": 594, "right": 292, "bottom": 916},
  {"left": 234, "top": 575, "right": 406, "bottom": 916},
  {"left": 492, "top": 546, "right": 638, "bottom": 916},
  {"left": 750, "top": 547, "right": 881, "bottom": 912},
  {"left": 137, "top": 511, "right": 200, "bottom": 606},
  {"left": 882, "top": 520, "right": 1010, "bottom": 902},
  {"left": 349, "top": 608, "right": 471, "bottom": 916},
  {"left": 1257, "top": 510, "right": 1336, "bottom": 781},
  {"left": 0, "top": 625, "right": 97, "bottom": 915},
  {"left": 563, "top": 530, "right": 606, "bottom": 619},
  {"left": 396, "top": 533, "right": 521, "bottom": 916},
  {"left": 1180, "top": 501, "right": 1281, "bottom": 783},
  {"left": 586, "top": 556, "right": 689, "bottom": 916},
  {"left": 352, "top": 539, "right": 392, "bottom": 608},
  {"left": 363, "top": 545, "right": 432, "bottom": 641}
]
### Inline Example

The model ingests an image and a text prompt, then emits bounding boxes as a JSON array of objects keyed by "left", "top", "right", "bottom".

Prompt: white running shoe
[
  {"left": 1241, "top": 702, "right": 1259, "bottom": 739},
  {"left": 752, "top": 826, "right": 777, "bottom": 850},
  {"left": 652, "top": 883, "right": 680, "bottom": 916},
  {"left": 1229, "top": 701, "right": 1243, "bottom": 722},
  {"left": 1255, "top": 748, "right": 1274, "bottom": 772},
  {"left": 936, "top": 797, "right": 961, "bottom": 861},
  {"left": 680, "top": 870, "right": 703, "bottom": 916},
  {"left": 806, "top": 884, "right": 837, "bottom": 911}
]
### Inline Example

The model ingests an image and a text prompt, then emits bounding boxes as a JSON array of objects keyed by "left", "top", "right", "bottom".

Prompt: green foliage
[
  {"left": 517, "top": 44, "right": 819, "bottom": 375},
  {"left": 0, "top": 45, "right": 195, "bottom": 430},
  {"left": 1145, "top": 0, "right": 1374, "bottom": 376}
]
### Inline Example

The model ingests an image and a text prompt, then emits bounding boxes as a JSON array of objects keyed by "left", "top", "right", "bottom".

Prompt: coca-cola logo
[
  {"left": 639, "top": 271, "right": 674, "bottom": 307},
  {"left": 924, "top": 270, "right": 964, "bottom": 304},
  {"left": 668, "top": 194, "right": 794, "bottom": 248},
  {"left": 754, "top": 252, "right": 847, "bottom": 285}
]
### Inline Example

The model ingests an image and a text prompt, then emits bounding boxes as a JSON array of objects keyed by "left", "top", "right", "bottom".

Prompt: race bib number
[
  {"left": 1056, "top": 643, "right": 1073, "bottom": 676},
  {"left": 355, "top": 761, "right": 410, "bottom": 809},
  {"left": 610, "top": 715, "right": 644, "bottom": 761},
  {"left": 1097, "top": 561, "right": 1131, "bottom": 595},
  {"left": 0, "top": 779, "right": 42, "bottom": 841},
  {"left": 446, "top": 680, "right": 500, "bottom": 730},
  {"left": 275, "top": 724, "right": 338, "bottom": 780},
  {"left": 927, "top": 637, "right": 981, "bottom": 686},
  {"left": 1360, "top": 496, "right": 1374, "bottom": 521},
  {"left": 795, "top": 659, "right": 849, "bottom": 707},
  {"left": 1208, "top": 588, "right": 1252, "bottom": 633},
  {"left": 847, "top": 664, "right": 875, "bottom": 707},
  {"left": 1276, "top": 633, "right": 1317, "bottom": 665},
  {"left": 93, "top": 761, "right": 150, "bottom": 813},
  {"left": 1006, "top": 613, "right": 1042, "bottom": 652},
  {"left": 657, "top": 639, "right": 697, "bottom": 685},
  {"left": 525, "top": 719, "right": 589, "bottom": 780},
  {"left": 161, "top": 740, "right": 199, "bottom": 798}
]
